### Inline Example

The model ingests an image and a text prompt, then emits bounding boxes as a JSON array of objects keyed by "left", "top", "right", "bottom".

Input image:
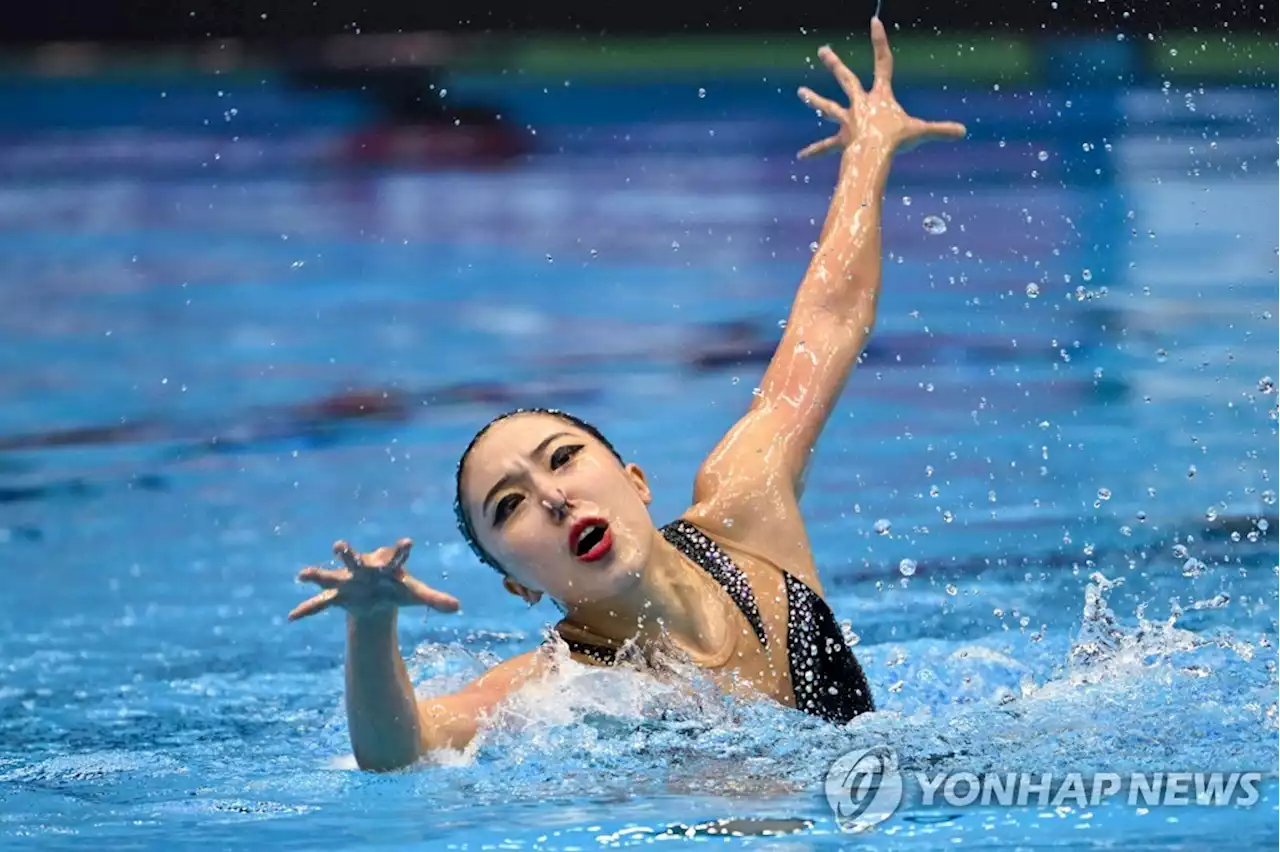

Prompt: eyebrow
[{"left": 481, "top": 431, "right": 573, "bottom": 518}]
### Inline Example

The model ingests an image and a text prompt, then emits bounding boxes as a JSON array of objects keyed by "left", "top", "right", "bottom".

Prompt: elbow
[
  {"left": 353, "top": 743, "right": 421, "bottom": 773},
  {"left": 810, "top": 298, "right": 878, "bottom": 342}
]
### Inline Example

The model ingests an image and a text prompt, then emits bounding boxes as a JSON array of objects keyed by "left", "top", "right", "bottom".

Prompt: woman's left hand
[{"left": 796, "top": 17, "right": 966, "bottom": 160}]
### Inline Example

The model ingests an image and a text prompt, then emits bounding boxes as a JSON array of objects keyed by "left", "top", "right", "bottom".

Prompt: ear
[
  {"left": 503, "top": 576, "right": 543, "bottom": 606},
  {"left": 624, "top": 462, "right": 652, "bottom": 505}
]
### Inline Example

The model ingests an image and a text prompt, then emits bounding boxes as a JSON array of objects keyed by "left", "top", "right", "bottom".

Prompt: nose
[{"left": 539, "top": 487, "right": 573, "bottom": 522}]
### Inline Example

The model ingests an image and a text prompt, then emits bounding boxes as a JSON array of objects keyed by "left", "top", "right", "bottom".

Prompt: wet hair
[{"left": 453, "top": 408, "right": 624, "bottom": 574}]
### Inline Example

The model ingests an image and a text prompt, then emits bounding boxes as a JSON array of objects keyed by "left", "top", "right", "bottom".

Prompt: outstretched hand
[
  {"left": 289, "top": 539, "right": 461, "bottom": 621},
  {"left": 797, "top": 17, "right": 966, "bottom": 159}
]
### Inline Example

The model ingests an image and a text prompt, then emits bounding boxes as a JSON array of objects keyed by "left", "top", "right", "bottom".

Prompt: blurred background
[{"left": 0, "top": 1, "right": 1276, "bottom": 848}]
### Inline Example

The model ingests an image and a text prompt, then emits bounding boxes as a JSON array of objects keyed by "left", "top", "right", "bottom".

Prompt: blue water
[{"left": 0, "top": 76, "right": 1277, "bottom": 850}]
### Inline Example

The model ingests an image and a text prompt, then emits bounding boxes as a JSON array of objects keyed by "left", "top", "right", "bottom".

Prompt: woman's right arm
[
  {"left": 346, "top": 609, "right": 551, "bottom": 770},
  {"left": 291, "top": 539, "right": 551, "bottom": 771}
]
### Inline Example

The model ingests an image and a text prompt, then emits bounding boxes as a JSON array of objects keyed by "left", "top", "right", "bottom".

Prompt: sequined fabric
[
  {"left": 553, "top": 518, "right": 875, "bottom": 724},
  {"left": 783, "top": 573, "right": 874, "bottom": 722},
  {"left": 661, "top": 520, "right": 770, "bottom": 649}
]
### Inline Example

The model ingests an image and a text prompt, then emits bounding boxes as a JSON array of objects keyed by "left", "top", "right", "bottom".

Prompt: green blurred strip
[
  {"left": 502, "top": 34, "right": 1037, "bottom": 81},
  {"left": 1150, "top": 34, "right": 1278, "bottom": 78},
  {"left": 0, "top": 32, "right": 1270, "bottom": 83}
]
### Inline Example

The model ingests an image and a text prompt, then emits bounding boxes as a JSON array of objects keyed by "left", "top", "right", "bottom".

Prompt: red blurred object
[{"left": 340, "top": 121, "right": 527, "bottom": 169}]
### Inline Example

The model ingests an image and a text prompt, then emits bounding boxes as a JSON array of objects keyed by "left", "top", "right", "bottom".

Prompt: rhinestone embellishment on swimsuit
[
  {"left": 661, "top": 520, "right": 769, "bottom": 650},
  {"left": 782, "top": 572, "right": 873, "bottom": 722}
]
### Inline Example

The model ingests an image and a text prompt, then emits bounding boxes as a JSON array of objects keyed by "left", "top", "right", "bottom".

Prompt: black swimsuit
[{"left": 554, "top": 519, "right": 875, "bottom": 724}]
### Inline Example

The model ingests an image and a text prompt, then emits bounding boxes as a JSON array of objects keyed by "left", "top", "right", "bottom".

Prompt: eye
[
  {"left": 550, "top": 444, "right": 584, "bottom": 470},
  {"left": 493, "top": 493, "right": 523, "bottom": 526}
]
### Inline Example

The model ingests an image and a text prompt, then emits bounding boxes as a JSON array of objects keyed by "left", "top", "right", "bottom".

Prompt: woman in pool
[{"left": 289, "top": 18, "right": 965, "bottom": 772}]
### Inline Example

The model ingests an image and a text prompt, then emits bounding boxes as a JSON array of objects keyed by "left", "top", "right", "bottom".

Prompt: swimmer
[{"left": 289, "top": 18, "right": 965, "bottom": 771}]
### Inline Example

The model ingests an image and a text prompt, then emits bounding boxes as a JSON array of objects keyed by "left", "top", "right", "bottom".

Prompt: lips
[{"left": 569, "top": 517, "right": 613, "bottom": 562}]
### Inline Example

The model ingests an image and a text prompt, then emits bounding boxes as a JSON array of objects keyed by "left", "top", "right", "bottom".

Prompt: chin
[{"left": 560, "top": 553, "right": 643, "bottom": 605}]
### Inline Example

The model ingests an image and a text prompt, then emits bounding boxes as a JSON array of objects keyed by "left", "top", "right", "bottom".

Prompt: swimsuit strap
[
  {"left": 558, "top": 634, "right": 621, "bottom": 665},
  {"left": 660, "top": 519, "right": 769, "bottom": 650}
]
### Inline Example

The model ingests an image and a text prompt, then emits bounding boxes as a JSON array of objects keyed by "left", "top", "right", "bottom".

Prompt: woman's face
[{"left": 459, "top": 413, "right": 656, "bottom": 607}]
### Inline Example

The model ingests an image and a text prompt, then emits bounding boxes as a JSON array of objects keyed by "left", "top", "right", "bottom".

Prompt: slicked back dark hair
[{"left": 453, "top": 408, "right": 624, "bottom": 574}]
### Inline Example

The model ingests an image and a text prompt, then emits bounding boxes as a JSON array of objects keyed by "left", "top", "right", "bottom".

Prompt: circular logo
[{"left": 824, "top": 746, "right": 904, "bottom": 832}]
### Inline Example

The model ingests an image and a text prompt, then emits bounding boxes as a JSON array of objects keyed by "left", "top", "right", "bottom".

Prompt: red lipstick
[{"left": 568, "top": 517, "right": 613, "bottom": 562}]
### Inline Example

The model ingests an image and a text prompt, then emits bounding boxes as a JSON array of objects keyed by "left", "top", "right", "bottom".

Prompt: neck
[{"left": 563, "top": 526, "right": 728, "bottom": 658}]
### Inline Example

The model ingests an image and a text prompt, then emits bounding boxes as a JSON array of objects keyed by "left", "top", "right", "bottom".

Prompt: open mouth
[{"left": 569, "top": 518, "right": 613, "bottom": 562}]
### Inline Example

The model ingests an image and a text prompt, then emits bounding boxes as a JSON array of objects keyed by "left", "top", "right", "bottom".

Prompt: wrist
[
  {"left": 347, "top": 607, "right": 397, "bottom": 634},
  {"left": 840, "top": 142, "right": 894, "bottom": 173}
]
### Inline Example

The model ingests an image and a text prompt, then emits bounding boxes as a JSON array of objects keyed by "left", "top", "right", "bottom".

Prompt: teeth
[{"left": 575, "top": 524, "right": 605, "bottom": 555}]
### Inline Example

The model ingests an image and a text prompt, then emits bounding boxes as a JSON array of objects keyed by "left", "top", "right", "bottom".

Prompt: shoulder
[{"left": 677, "top": 501, "right": 825, "bottom": 598}]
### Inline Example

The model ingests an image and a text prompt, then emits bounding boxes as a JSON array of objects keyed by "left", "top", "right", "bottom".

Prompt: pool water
[{"left": 0, "top": 78, "right": 1276, "bottom": 850}]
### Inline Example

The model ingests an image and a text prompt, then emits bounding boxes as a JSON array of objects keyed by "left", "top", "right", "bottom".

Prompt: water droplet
[
  {"left": 670, "top": 240, "right": 680, "bottom": 251},
  {"left": 1181, "top": 557, "right": 1206, "bottom": 578},
  {"left": 929, "top": 485, "right": 940, "bottom": 498},
  {"left": 1187, "top": 465, "right": 1197, "bottom": 479},
  {"left": 1120, "top": 525, "right": 1133, "bottom": 537},
  {"left": 1262, "top": 490, "right": 1276, "bottom": 505},
  {"left": 1081, "top": 269, "right": 1093, "bottom": 282},
  {"left": 1173, "top": 543, "right": 1190, "bottom": 559},
  {"left": 1258, "top": 519, "right": 1270, "bottom": 532},
  {"left": 589, "top": 248, "right": 599, "bottom": 258},
  {"left": 808, "top": 241, "right": 819, "bottom": 253},
  {"left": 1136, "top": 510, "right": 1147, "bottom": 523},
  {"left": 697, "top": 87, "right": 707, "bottom": 98},
  {"left": 1097, "top": 487, "right": 1112, "bottom": 501},
  {"left": 993, "top": 607, "right": 1004, "bottom": 618},
  {"left": 1205, "top": 506, "right": 1219, "bottom": 522},
  {"left": 731, "top": 376, "right": 740, "bottom": 385},
  {"left": 1037, "top": 150, "right": 1049, "bottom": 162},
  {"left": 1193, "top": 593, "right": 1230, "bottom": 612},
  {"left": 922, "top": 215, "right": 947, "bottom": 235},
  {"left": 902, "top": 196, "right": 912, "bottom": 206},
  {"left": 898, "top": 558, "right": 917, "bottom": 577},
  {"left": 873, "top": 518, "right": 893, "bottom": 535},
  {"left": 942, "top": 510, "right": 955, "bottom": 523},
  {"left": 1156, "top": 348, "right": 1169, "bottom": 363},
  {"left": 1259, "top": 376, "right": 1275, "bottom": 394},
  {"left": 1025, "top": 283, "right": 1040, "bottom": 298},
  {"left": 777, "top": 319, "right": 787, "bottom": 329},
  {"left": 1231, "top": 531, "right": 1242, "bottom": 542},
  {"left": 945, "top": 584, "right": 958, "bottom": 596},
  {"left": 1083, "top": 543, "right": 1096, "bottom": 556}
]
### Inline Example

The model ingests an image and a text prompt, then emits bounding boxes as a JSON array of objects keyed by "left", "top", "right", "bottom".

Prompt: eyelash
[
  {"left": 492, "top": 444, "right": 585, "bottom": 525},
  {"left": 550, "top": 443, "right": 584, "bottom": 470}
]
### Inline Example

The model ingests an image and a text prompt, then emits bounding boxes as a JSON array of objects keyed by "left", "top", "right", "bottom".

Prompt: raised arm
[
  {"left": 693, "top": 18, "right": 965, "bottom": 507},
  {"left": 290, "top": 539, "right": 550, "bottom": 771}
]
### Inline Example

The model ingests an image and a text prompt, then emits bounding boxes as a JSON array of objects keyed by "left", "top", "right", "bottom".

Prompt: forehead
[{"left": 460, "top": 413, "right": 585, "bottom": 491}]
